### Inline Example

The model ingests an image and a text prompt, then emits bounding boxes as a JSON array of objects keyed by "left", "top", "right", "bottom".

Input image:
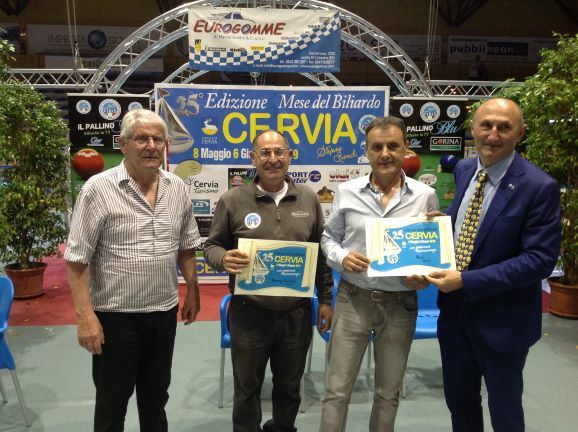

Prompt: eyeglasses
[
  {"left": 129, "top": 135, "right": 166, "bottom": 146},
  {"left": 255, "top": 148, "right": 291, "bottom": 160}
]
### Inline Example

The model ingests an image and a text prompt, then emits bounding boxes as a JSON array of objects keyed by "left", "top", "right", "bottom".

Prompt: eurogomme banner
[{"left": 188, "top": 7, "right": 340, "bottom": 73}]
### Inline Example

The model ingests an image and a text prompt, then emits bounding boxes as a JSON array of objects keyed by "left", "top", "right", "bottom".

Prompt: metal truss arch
[
  {"left": 83, "top": 0, "right": 430, "bottom": 95},
  {"left": 8, "top": 68, "right": 101, "bottom": 89},
  {"left": 407, "top": 80, "right": 521, "bottom": 100}
]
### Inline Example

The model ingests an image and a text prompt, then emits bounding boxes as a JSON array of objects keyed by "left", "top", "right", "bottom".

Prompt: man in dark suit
[{"left": 426, "top": 98, "right": 561, "bottom": 432}]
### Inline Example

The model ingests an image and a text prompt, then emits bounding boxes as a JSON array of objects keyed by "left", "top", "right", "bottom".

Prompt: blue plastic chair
[
  {"left": 401, "top": 283, "right": 440, "bottom": 397},
  {"left": 218, "top": 292, "right": 308, "bottom": 410},
  {"left": 217, "top": 293, "right": 232, "bottom": 408},
  {"left": 0, "top": 275, "right": 32, "bottom": 427},
  {"left": 414, "top": 283, "right": 440, "bottom": 340}
]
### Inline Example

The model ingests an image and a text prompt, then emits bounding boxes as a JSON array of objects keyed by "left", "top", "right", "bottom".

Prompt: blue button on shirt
[{"left": 321, "top": 174, "right": 439, "bottom": 292}]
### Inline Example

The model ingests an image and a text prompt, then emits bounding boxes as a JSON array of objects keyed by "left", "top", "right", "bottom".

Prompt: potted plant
[
  {"left": 520, "top": 34, "right": 578, "bottom": 318},
  {"left": 470, "top": 34, "right": 578, "bottom": 317},
  {"left": 0, "top": 37, "right": 69, "bottom": 298}
]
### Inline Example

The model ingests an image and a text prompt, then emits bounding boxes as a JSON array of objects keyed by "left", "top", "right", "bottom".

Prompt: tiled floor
[{"left": 1, "top": 314, "right": 577, "bottom": 431}]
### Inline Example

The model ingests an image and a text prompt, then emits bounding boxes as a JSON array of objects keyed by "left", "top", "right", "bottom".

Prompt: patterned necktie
[{"left": 455, "top": 169, "right": 488, "bottom": 272}]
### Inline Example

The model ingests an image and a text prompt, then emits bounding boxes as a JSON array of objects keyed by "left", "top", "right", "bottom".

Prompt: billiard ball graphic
[
  {"left": 72, "top": 148, "right": 105, "bottom": 180},
  {"left": 440, "top": 154, "right": 459, "bottom": 173},
  {"left": 402, "top": 150, "right": 421, "bottom": 178}
]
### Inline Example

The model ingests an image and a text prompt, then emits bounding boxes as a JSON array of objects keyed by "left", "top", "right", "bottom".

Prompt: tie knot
[{"left": 477, "top": 169, "right": 488, "bottom": 183}]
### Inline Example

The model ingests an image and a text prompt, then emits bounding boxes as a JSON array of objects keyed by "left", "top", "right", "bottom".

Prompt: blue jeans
[
  {"left": 93, "top": 307, "right": 177, "bottom": 432},
  {"left": 320, "top": 280, "right": 417, "bottom": 432},
  {"left": 229, "top": 297, "right": 312, "bottom": 432}
]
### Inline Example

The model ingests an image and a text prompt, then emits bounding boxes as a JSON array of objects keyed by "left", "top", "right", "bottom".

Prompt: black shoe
[{"left": 262, "top": 420, "right": 297, "bottom": 432}]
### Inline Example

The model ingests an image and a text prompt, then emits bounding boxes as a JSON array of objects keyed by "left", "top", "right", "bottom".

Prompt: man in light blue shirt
[
  {"left": 426, "top": 98, "right": 561, "bottom": 432},
  {"left": 319, "top": 116, "right": 439, "bottom": 432}
]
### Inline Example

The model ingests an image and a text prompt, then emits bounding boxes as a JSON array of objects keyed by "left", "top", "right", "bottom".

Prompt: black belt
[{"left": 339, "top": 278, "right": 414, "bottom": 302}]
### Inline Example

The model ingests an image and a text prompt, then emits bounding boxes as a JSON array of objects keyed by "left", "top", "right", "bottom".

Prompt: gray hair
[{"left": 120, "top": 109, "right": 168, "bottom": 140}]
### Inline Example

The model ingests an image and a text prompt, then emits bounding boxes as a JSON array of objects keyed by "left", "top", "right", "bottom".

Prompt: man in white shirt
[
  {"left": 65, "top": 109, "right": 201, "bottom": 432},
  {"left": 319, "top": 116, "right": 438, "bottom": 432}
]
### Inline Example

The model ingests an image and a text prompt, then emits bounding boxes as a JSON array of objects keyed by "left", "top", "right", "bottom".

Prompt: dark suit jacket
[{"left": 439, "top": 153, "right": 561, "bottom": 353}]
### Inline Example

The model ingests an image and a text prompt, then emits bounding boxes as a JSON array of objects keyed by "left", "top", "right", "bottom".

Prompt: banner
[
  {"left": 447, "top": 35, "right": 556, "bottom": 64},
  {"left": 188, "top": 7, "right": 340, "bottom": 73},
  {"left": 27, "top": 24, "right": 157, "bottom": 55},
  {"left": 67, "top": 94, "right": 150, "bottom": 198},
  {"left": 391, "top": 97, "right": 468, "bottom": 209},
  {"left": 156, "top": 83, "right": 388, "bottom": 216}
]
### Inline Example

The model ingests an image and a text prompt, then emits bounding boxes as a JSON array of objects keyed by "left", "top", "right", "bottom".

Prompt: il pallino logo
[
  {"left": 420, "top": 102, "right": 441, "bottom": 123},
  {"left": 98, "top": 99, "right": 121, "bottom": 121},
  {"left": 399, "top": 103, "right": 414, "bottom": 118},
  {"left": 76, "top": 99, "right": 91, "bottom": 114},
  {"left": 447, "top": 105, "right": 461, "bottom": 119}
]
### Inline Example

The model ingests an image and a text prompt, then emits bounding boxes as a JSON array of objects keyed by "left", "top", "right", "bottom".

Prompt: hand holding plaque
[
  {"left": 234, "top": 238, "right": 319, "bottom": 297},
  {"left": 365, "top": 216, "right": 456, "bottom": 277}
]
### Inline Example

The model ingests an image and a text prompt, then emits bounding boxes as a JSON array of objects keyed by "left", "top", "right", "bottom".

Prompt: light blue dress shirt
[
  {"left": 454, "top": 152, "right": 515, "bottom": 245},
  {"left": 321, "top": 173, "right": 439, "bottom": 292}
]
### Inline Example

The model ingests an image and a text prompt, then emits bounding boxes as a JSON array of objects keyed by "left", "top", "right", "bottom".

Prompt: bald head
[
  {"left": 471, "top": 98, "right": 527, "bottom": 167},
  {"left": 473, "top": 98, "right": 525, "bottom": 128}
]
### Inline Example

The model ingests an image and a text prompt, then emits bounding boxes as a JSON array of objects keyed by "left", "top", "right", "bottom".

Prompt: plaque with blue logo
[
  {"left": 366, "top": 216, "right": 455, "bottom": 277},
  {"left": 235, "top": 238, "right": 319, "bottom": 297}
]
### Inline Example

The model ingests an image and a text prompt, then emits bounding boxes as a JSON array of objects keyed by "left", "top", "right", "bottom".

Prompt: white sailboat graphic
[
  {"left": 157, "top": 88, "right": 194, "bottom": 154},
  {"left": 252, "top": 252, "right": 270, "bottom": 284},
  {"left": 383, "top": 230, "right": 402, "bottom": 264}
]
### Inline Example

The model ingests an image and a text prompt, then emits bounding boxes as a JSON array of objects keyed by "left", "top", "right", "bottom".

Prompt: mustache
[{"left": 265, "top": 162, "right": 283, "bottom": 168}]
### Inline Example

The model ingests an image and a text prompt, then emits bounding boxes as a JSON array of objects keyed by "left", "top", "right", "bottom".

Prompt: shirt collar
[
  {"left": 476, "top": 151, "right": 515, "bottom": 185},
  {"left": 252, "top": 175, "right": 297, "bottom": 198},
  {"left": 116, "top": 159, "right": 169, "bottom": 185},
  {"left": 366, "top": 172, "right": 412, "bottom": 195}
]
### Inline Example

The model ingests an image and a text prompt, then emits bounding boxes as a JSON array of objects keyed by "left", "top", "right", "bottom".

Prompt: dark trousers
[
  {"left": 229, "top": 297, "right": 312, "bottom": 432},
  {"left": 438, "top": 314, "right": 529, "bottom": 432},
  {"left": 93, "top": 307, "right": 177, "bottom": 432}
]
